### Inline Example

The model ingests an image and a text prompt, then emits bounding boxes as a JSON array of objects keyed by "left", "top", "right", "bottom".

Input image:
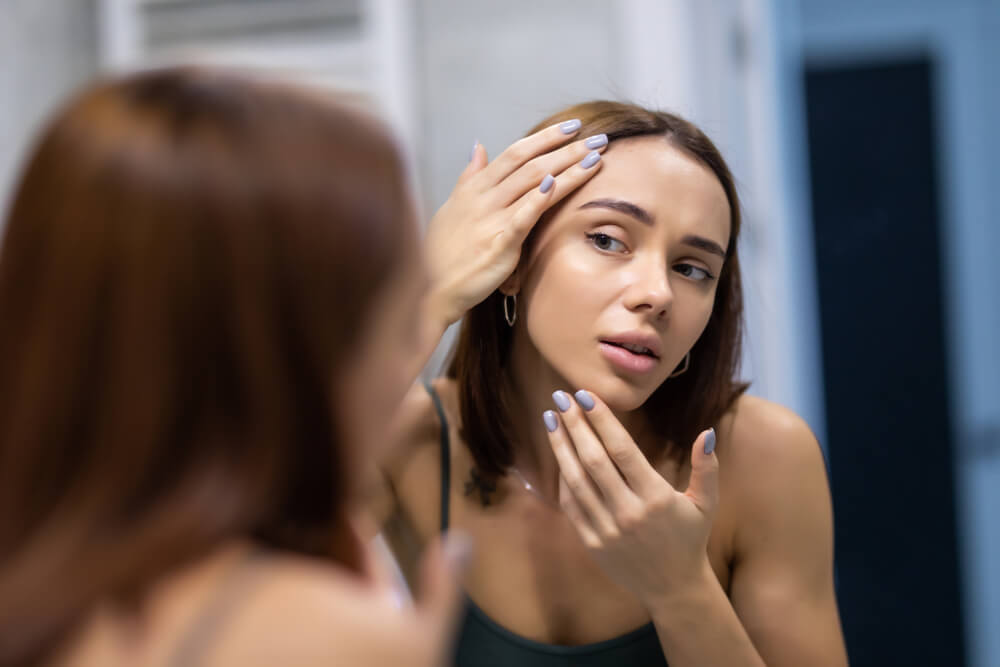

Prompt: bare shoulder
[
  {"left": 717, "top": 393, "right": 826, "bottom": 478},
  {"left": 716, "top": 393, "right": 832, "bottom": 546},
  {"left": 55, "top": 551, "right": 420, "bottom": 667},
  {"left": 206, "top": 556, "right": 420, "bottom": 666},
  {"left": 714, "top": 400, "right": 847, "bottom": 665},
  {"left": 715, "top": 395, "right": 829, "bottom": 516}
]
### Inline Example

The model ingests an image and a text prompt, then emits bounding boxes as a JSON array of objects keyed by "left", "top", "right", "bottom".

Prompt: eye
[
  {"left": 585, "top": 232, "right": 628, "bottom": 254},
  {"left": 674, "top": 263, "right": 715, "bottom": 282}
]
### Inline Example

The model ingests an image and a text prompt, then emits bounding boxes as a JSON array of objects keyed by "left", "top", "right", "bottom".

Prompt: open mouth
[
  {"left": 598, "top": 340, "right": 661, "bottom": 374},
  {"left": 600, "top": 340, "right": 659, "bottom": 359}
]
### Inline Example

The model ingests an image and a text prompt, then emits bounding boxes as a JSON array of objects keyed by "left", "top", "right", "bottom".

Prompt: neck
[{"left": 503, "top": 338, "right": 560, "bottom": 500}]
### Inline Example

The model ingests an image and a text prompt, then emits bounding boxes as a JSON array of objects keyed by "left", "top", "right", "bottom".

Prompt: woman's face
[{"left": 513, "top": 136, "right": 731, "bottom": 411}]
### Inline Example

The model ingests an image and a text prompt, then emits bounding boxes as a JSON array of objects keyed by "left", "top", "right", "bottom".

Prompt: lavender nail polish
[
  {"left": 704, "top": 428, "right": 717, "bottom": 455},
  {"left": 539, "top": 173, "right": 555, "bottom": 194},
  {"left": 543, "top": 410, "right": 559, "bottom": 432},
  {"left": 580, "top": 150, "right": 601, "bottom": 169},
  {"left": 584, "top": 134, "right": 608, "bottom": 149},
  {"left": 552, "top": 391, "right": 572, "bottom": 412},
  {"left": 574, "top": 390, "right": 595, "bottom": 411},
  {"left": 559, "top": 119, "right": 582, "bottom": 134}
]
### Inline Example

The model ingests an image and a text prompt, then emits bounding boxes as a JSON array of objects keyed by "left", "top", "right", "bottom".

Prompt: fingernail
[
  {"left": 559, "top": 119, "right": 582, "bottom": 134},
  {"left": 469, "top": 139, "right": 478, "bottom": 162},
  {"left": 573, "top": 390, "right": 595, "bottom": 411},
  {"left": 552, "top": 390, "right": 572, "bottom": 412},
  {"left": 543, "top": 410, "right": 559, "bottom": 432},
  {"left": 584, "top": 134, "right": 608, "bottom": 149},
  {"left": 580, "top": 151, "right": 601, "bottom": 169},
  {"left": 704, "top": 428, "right": 716, "bottom": 455},
  {"left": 443, "top": 531, "right": 474, "bottom": 571},
  {"left": 539, "top": 173, "right": 555, "bottom": 194}
]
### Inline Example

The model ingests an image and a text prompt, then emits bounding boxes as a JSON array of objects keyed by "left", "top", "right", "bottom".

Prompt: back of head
[
  {"left": 0, "top": 67, "right": 410, "bottom": 664},
  {"left": 449, "top": 100, "right": 746, "bottom": 477}
]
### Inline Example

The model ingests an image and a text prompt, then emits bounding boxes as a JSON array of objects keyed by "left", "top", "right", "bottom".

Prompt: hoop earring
[
  {"left": 503, "top": 294, "right": 517, "bottom": 327},
  {"left": 668, "top": 352, "right": 690, "bottom": 378}
]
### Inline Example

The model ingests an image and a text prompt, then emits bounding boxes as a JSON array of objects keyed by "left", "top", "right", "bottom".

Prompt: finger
[
  {"left": 551, "top": 391, "right": 638, "bottom": 515},
  {"left": 455, "top": 140, "right": 488, "bottom": 186},
  {"left": 507, "top": 149, "right": 605, "bottom": 239},
  {"left": 559, "top": 474, "right": 601, "bottom": 549},
  {"left": 473, "top": 118, "right": 583, "bottom": 189},
  {"left": 543, "top": 409, "right": 618, "bottom": 535},
  {"left": 572, "top": 390, "right": 664, "bottom": 498},
  {"left": 491, "top": 133, "right": 608, "bottom": 208},
  {"left": 414, "top": 532, "right": 472, "bottom": 626},
  {"left": 683, "top": 429, "right": 719, "bottom": 516}
]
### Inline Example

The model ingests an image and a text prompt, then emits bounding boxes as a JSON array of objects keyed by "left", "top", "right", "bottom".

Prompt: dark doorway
[{"left": 804, "top": 58, "right": 965, "bottom": 665}]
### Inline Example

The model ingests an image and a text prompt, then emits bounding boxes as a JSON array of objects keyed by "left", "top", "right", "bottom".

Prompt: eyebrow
[
  {"left": 578, "top": 198, "right": 653, "bottom": 225},
  {"left": 680, "top": 234, "right": 727, "bottom": 258},
  {"left": 578, "top": 198, "right": 727, "bottom": 258}
]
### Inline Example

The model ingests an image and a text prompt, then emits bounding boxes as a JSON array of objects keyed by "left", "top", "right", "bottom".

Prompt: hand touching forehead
[{"left": 526, "top": 137, "right": 731, "bottom": 270}]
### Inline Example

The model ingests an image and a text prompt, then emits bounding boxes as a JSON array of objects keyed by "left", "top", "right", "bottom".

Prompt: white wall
[{"left": 412, "top": 0, "right": 620, "bottom": 216}]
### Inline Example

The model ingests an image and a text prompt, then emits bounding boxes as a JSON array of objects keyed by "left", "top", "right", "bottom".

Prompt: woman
[
  {"left": 0, "top": 67, "right": 467, "bottom": 666},
  {"left": 376, "top": 101, "right": 848, "bottom": 665}
]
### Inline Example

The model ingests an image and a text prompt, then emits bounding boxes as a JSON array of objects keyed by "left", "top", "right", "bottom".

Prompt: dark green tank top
[{"left": 424, "top": 382, "right": 669, "bottom": 666}]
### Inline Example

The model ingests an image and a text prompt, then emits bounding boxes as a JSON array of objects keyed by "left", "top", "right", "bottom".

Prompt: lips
[
  {"left": 603, "top": 341, "right": 657, "bottom": 357},
  {"left": 599, "top": 332, "right": 662, "bottom": 359},
  {"left": 598, "top": 331, "right": 663, "bottom": 375},
  {"left": 599, "top": 342, "right": 659, "bottom": 374}
]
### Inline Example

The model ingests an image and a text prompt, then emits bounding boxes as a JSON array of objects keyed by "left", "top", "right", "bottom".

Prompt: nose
[{"left": 622, "top": 258, "right": 673, "bottom": 320}]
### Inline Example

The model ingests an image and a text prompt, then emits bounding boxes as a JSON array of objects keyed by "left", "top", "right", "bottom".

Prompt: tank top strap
[{"left": 422, "top": 379, "right": 451, "bottom": 534}]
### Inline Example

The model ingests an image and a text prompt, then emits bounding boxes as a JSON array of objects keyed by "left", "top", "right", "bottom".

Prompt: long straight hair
[
  {"left": 449, "top": 101, "right": 748, "bottom": 478},
  {"left": 0, "top": 67, "right": 410, "bottom": 664}
]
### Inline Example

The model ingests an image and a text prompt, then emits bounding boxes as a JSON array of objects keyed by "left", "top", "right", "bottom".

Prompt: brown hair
[
  {"left": 449, "top": 100, "right": 748, "bottom": 478},
  {"left": 0, "top": 67, "right": 410, "bottom": 664}
]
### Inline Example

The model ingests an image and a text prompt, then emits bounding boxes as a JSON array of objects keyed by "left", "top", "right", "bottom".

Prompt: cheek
[
  {"left": 521, "top": 246, "right": 613, "bottom": 355},
  {"left": 668, "top": 286, "right": 717, "bottom": 355}
]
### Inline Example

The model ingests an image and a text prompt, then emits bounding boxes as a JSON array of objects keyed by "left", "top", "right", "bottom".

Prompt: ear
[{"left": 498, "top": 271, "right": 520, "bottom": 296}]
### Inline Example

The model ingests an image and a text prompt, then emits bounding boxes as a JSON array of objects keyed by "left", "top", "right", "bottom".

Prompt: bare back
[{"left": 49, "top": 541, "right": 449, "bottom": 667}]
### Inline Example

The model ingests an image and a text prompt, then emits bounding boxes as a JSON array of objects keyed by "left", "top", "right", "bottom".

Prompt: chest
[
  {"left": 460, "top": 494, "right": 650, "bottom": 644},
  {"left": 392, "top": 460, "right": 733, "bottom": 646}
]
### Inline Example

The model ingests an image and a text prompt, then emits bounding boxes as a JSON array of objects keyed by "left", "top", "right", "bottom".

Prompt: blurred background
[{"left": 1, "top": 1, "right": 996, "bottom": 665}]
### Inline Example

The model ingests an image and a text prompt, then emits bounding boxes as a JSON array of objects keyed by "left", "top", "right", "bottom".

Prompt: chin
[{"left": 571, "top": 370, "right": 661, "bottom": 412}]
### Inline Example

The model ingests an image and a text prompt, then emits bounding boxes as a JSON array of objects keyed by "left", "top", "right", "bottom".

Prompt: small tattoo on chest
[{"left": 464, "top": 467, "right": 496, "bottom": 507}]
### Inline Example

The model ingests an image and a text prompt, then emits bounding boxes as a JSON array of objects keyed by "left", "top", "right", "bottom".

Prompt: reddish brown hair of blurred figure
[
  {"left": 0, "top": 66, "right": 410, "bottom": 665},
  {"left": 449, "top": 101, "right": 748, "bottom": 479}
]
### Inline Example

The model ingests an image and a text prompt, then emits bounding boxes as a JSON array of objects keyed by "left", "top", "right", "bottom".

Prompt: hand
[
  {"left": 424, "top": 121, "right": 608, "bottom": 328},
  {"left": 544, "top": 389, "right": 718, "bottom": 608}
]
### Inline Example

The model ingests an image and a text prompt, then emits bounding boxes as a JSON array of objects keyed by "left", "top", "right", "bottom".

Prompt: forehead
[{"left": 561, "top": 136, "right": 732, "bottom": 245}]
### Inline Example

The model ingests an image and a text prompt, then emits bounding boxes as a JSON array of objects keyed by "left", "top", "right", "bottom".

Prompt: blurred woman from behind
[{"left": 0, "top": 67, "right": 464, "bottom": 667}]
